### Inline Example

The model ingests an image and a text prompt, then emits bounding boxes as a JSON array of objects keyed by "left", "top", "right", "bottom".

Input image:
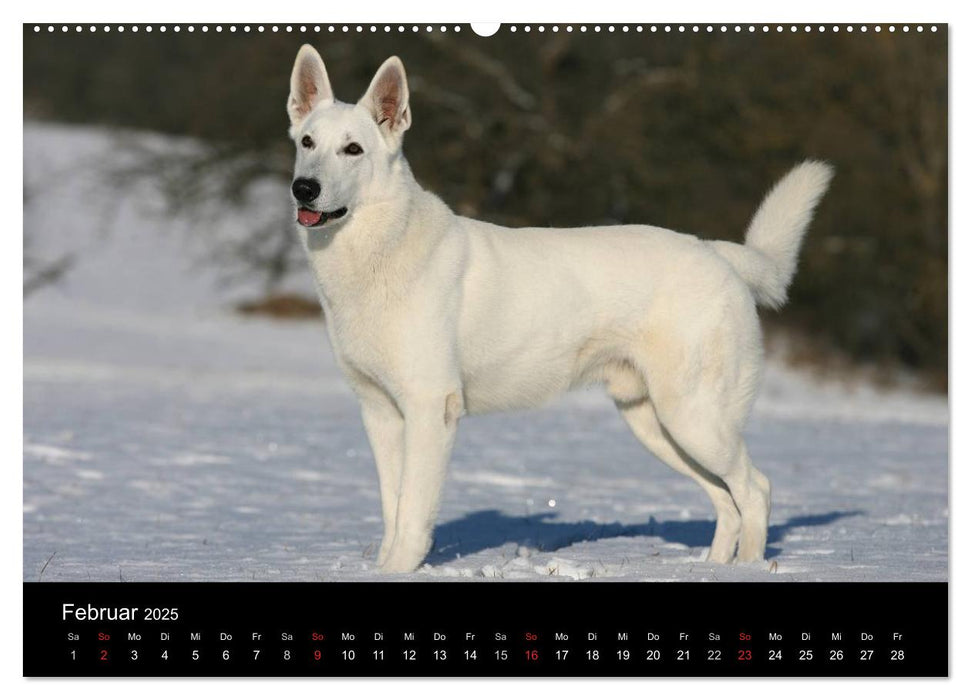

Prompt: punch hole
[{"left": 471, "top": 22, "right": 499, "bottom": 36}]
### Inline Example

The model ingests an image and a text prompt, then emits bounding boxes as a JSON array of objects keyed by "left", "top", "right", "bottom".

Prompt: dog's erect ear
[
  {"left": 288, "top": 45, "right": 333, "bottom": 128},
  {"left": 360, "top": 56, "right": 411, "bottom": 136}
]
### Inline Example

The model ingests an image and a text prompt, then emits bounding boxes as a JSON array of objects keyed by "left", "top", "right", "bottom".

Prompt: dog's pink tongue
[{"left": 298, "top": 208, "right": 324, "bottom": 226}]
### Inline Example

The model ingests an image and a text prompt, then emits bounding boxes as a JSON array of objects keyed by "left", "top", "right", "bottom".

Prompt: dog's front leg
[
  {"left": 359, "top": 395, "right": 405, "bottom": 567},
  {"left": 379, "top": 391, "right": 462, "bottom": 573}
]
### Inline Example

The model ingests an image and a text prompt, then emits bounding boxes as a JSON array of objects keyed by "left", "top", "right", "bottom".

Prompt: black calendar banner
[{"left": 24, "top": 582, "right": 947, "bottom": 676}]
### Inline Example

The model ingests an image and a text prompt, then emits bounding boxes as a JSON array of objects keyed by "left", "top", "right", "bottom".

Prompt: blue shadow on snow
[{"left": 426, "top": 509, "right": 864, "bottom": 564}]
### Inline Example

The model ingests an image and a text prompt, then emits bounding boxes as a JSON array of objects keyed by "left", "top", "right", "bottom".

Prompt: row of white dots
[
  {"left": 33, "top": 24, "right": 939, "bottom": 34},
  {"left": 34, "top": 25, "right": 463, "bottom": 33},
  {"left": 515, "top": 24, "right": 938, "bottom": 33}
]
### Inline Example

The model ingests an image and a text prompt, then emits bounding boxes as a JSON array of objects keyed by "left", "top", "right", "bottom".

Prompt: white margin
[{"left": 6, "top": 0, "right": 964, "bottom": 698}]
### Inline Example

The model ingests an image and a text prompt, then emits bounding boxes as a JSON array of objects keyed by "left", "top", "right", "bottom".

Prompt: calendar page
[{"left": 22, "top": 19, "right": 948, "bottom": 678}]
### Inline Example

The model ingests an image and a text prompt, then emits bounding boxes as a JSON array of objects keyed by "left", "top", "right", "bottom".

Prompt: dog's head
[{"left": 287, "top": 45, "right": 412, "bottom": 229}]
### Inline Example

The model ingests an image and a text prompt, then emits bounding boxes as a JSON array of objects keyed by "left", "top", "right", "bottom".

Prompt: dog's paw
[
  {"left": 379, "top": 546, "right": 426, "bottom": 574},
  {"left": 379, "top": 557, "right": 421, "bottom": 574},
  {"left": 376, "top": 538, "right": 394, "bottom": 567}
]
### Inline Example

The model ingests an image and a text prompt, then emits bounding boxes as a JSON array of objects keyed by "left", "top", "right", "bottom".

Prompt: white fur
[
  {"left": 286, "top": 47, "right": 834, "bottom": 573},
  {"left": 710, "top": 162, "right": 834, "bottom": 308}
]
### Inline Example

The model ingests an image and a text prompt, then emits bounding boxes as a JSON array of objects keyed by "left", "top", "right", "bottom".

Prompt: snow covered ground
[{"left": 23, "top": 123, "right": 948, "bottom": 582}]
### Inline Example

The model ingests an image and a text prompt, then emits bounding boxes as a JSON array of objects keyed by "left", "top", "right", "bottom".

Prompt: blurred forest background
[{"left": 23, "top": 25, "right": 947, "bottom": 389}]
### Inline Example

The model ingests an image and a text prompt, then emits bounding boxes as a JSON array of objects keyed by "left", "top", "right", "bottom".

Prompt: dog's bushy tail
[{"left": 710, "top": 160, "right": 834, "bottom": 309}]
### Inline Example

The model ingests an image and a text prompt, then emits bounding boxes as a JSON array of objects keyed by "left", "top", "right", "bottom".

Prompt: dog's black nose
[{"left": 291, "top": 178, "right": 321, "bottom": 203}]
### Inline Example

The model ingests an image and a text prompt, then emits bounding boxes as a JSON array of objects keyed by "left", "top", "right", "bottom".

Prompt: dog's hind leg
[
  {"left": 630, "top": 297, "right": 770, "bottom": 563},
  {"left": 647, "top": 384, "right": 770, "bottom": 563},
  {"left": 726, "top": 443, "right": 770, "bottom": 562},
  {"left": 611, "top": 386, "right": 742, "bottom": 563}
]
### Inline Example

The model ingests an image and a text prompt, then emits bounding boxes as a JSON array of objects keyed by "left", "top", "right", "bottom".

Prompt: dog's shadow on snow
[{"left": 427, "top": 509, "right": 864, "bottom": 564}]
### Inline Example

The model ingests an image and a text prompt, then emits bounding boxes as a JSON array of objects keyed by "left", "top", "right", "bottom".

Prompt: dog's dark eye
[
  {"left": 344, "top": 142, "right": 363, "bottom": 156},
  {"left": 301, "top": 135, "right": 314, "bottom": 149}
]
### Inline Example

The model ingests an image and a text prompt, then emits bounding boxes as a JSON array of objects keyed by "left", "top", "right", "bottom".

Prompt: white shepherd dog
[{"left": 286, "top": 46, "right": 833, "bottom": 573}]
